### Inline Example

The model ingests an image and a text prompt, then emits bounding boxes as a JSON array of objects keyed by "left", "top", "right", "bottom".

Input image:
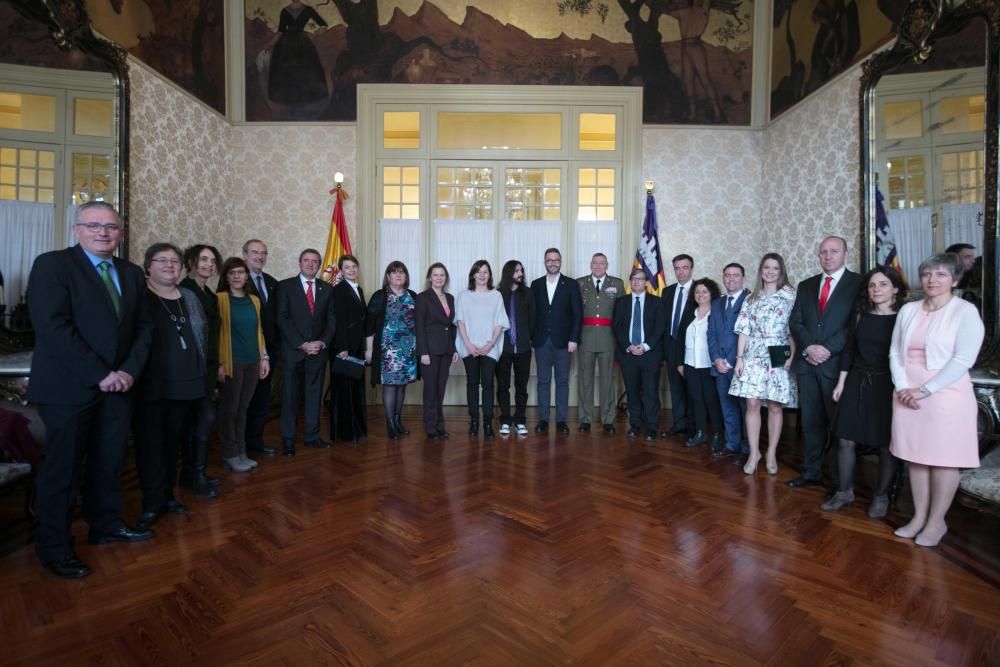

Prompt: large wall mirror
[
  {"left": 860, "top": 0, "right": 999, "bottom": 362},
  {"left": 0, "top": 0, "right": 128, "bottom": 352}
]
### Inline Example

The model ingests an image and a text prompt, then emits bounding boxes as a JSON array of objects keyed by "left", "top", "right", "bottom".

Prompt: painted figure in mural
[
  {"left": 805, "top": 0, "right": 861, "bottom": 95},
  {"left": 668, "top": 0, "right": 726, "bottom": 122},
  {"left": 265, "top": 0, "right": 329, "bottom": 106}
]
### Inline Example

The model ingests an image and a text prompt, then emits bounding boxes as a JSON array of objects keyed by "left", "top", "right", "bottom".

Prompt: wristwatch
[{"left": 919, "top": 385, "right": 931, "bottom": 397}]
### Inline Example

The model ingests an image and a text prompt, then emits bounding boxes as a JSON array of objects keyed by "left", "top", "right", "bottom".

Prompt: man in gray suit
[{"left": 576, "top": 253, "right": 625, "bottom": 434}]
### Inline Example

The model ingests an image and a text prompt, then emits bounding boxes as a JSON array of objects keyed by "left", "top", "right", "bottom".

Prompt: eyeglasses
[
  {"left": 150, "top": 258, "right": 181, "bottom": 266},
  {"left": 76, "top": 222, "right": 122, "bottom": 232}
]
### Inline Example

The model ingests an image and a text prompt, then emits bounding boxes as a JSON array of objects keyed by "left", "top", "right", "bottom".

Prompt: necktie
[
  {"left": 726, "top": 295, "right": 733, "bottom": 315},
  {"left": 671, "top": 286, "right": 684, "bottom": 336},
  {"left": 631, "top": 297, "right": 642, "bottom": 345},
  {"left": 306, "top": 280, "right": 315, "bottom": 315},
  {"left": 595, "top": 279, "right": 601, "bottom": 292},
  {"left": 818, "top": 276, "right": 833, "bottom": 315},
  {"left": 255, "top": 275, "right": 267, "bottom": 303},
  {"left": 509, "top": 292, "right": 517, "bottom": 348},
  {"left": 97, "top": 261, "right": 121, "bottom": 318}
]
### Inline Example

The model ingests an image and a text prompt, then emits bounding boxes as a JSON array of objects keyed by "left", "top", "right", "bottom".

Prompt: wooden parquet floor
[{"left": 1, "top": 408, "right": 999, "bottom": 666}]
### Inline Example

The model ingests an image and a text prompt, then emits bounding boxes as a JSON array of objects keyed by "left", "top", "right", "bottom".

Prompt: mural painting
[
  {"left": 245, "top": 0, "right": 755, "bottom": 125},
  {"left": 87, "top": 0, "right": 227, "bottom": 114},
  {"left": 770, "top": 0, "right": 910, "bottom": 120},
  {"left": 0, "top": 4, "right": 108, "bottom": 71}
]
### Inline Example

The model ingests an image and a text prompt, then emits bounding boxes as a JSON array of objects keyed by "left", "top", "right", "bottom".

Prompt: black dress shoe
[
  {"left": 711, "top": 447, "right": 732, "bottom": 458},
  {"left": 437, "top": 428, "right": 450, "bottom": 439},
  {"left": 579, "top": 422, "right": 591, "bottom": 433},
  {"left": 627, "top": 427, "right": 641, "bottom": 437},
  {"left": 660, "top": 425, "right": 685, "bottom": 437},
  {"left": 645, "top": 432, "right": 657, "bottom": 442},
  {"left": 248, "top": 444, "right": 276, "bottom": 456},
  {"left": 556, "top": 422, "right": 570, "bottom": 434},
  {"left": 136, "top": 510, "right": 159, "bottom": 531},
  {"left": 42, "top": 554, "right": 89, "bottom": 579},
  {"left": 483, "top": 422, "right": 495, "bottom": 441},
  {"left": 787, "top": 476, "right": 823, "bottom": 489},
  {"left": 88, "top": 525, "right": 153, "bottom": 545},
  {"left": 732, "top": 453, "right": 749, "bottom": 466},
  {"left": 426, "top": 432, "right": 439, "bottom": 440},
  {"left": 304, "top": 438, "right": 332, "bottom": 449},
  {"left": 165, "top": 498, "right": 187, "bottom": 513},
  {"left": 603, "top": 424, "right": 616, "bottom": 434},
  {"left": 683, "top": 430, "right": 706, "bottom": 447},
  {"left": 535, "top": 420, "right": 549, "bottom": 433},
  {"left": 282, "top": 439, "right": 295, "bottom": 457}
]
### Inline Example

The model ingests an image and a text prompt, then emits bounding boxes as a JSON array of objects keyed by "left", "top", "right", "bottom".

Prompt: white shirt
[
  {"left": 669, "top": 280, "right": 693, "bottom": 335},
  {"left": 298, "top": 273, "right": 317, "bottom": 294},
  {"left": 546, "top": 274, "right": 560, "bottom": 304},
  {"left": 455, "top": 289, "right": 510, "bottom": 361},
  {"left": 592, "top": 275, "right": 605, "bottom": 290},
  {"left": 818, "top": 265, "right": 847, "bottom": 302},
  {"left": 684, "top": 310, "right": 712, "bottom": 368},
  {"left": 627, "top": 293, "right": 650, "bottom": 352},
  {"left": 346, "top": 279, "right": 361, "bottom": 300}
]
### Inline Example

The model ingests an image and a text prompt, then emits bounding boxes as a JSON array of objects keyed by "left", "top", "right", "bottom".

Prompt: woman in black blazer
[
  {"left": 673, "top": 278, "right": 724, "bottom": 449},
  {"left": 415, "top": 262, "right": 458, "bottom": 439},
  {"left": 329, "top": 254, "right": 368, "bottom": 443}
]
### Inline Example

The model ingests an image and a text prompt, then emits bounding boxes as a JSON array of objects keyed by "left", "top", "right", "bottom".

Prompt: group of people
[{"left": 25, "top": 201, "right": 984, "bottom": 580}]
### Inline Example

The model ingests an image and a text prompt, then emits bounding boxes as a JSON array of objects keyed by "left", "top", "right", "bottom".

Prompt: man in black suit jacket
[
  {"left": 660, "top": 254, "right": 696, "bottom": 438},
  {"left": 531, "top": 248, "right": 582, "bottom": 433},
  {"left": 243, "top": 239, "right": 280, "bottom": 456},
  {"left": 614, "top": 269, "right": 667, "bottom": 441},
  {"left": 276, "top": 249, "right": 336, "bottom": 456},
  {"left": 27, "top": 202, "right": 154, "bottom": 579},
  {"left": 787, "top": 236, "right": 863, "bottom": 488}
]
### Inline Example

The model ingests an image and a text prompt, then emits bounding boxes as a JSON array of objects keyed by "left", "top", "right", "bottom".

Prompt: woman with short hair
[{"left": 329, "top": 254, "right": 369, "bottom": 443}]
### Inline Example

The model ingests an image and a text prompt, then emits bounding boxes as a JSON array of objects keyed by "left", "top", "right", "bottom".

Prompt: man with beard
[{"left": 496, "top": 260, "right": 535, "bottom": 436}]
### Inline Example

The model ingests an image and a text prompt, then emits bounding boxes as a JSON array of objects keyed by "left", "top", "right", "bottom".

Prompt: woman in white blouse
[
  {"left": 456, "top": 260, "right": 509, "bottom": 440},
  {"left": 674, "top": 278, "right": 724, "bottom": 449}
]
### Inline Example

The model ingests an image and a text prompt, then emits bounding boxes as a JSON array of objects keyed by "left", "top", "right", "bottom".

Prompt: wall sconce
[{"left": 644, "top": 180, "right": 654, "bottom": 194}]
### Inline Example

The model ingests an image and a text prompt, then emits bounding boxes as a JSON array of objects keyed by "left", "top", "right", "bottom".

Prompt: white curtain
[
  {"left": 888, "top": 207, "right": 932, "bottom": 286},
  {"left": 942, "top": 203, "right": 984, "bottom": 251},
  {"left": 499, "top": 220, "right": 561, "bottom": 283},
  {"left": 574, "top": 219, "right": 619, "bottom": 278},
  {"left": 432, "top": 218, "right": 495, "bottom": 288},
  {"left": 0, "top": 200, "right": 55, "bottom": 315},
  {"left": 378, "top": 218, "right": 422, "bottom": 289}
]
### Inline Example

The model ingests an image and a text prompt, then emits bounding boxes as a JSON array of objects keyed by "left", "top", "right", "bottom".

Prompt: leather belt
[{"left": 582, "top": 317, "right": 612, "bottom": 326}]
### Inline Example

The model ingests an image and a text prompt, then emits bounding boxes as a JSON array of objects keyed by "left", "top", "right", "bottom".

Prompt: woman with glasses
[{"left": 216, "top": 257, "right": 270, "bottom": 472}]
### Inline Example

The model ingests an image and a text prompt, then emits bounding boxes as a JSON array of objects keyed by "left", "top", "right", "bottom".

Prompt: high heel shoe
[
  {"left": 766, "top": 459, "right": 778, "bottom": 475},
  {"left": 742, "top": 452, "right": 761, "bottom": 475},
  {"left": 915, "top": 524, "right": 948, "bottom": 547},
  {"left": 820, "top": 490, "right": 854, "bottom": 512},
  {"left": 386, "top": 418, "right": 400, "bottom": 440},
  {"left": 893, "top": 520, "right": 925, "bottom": 539},
  {"left": 394, "top": 416, "right": 410, "bottom": 436}
]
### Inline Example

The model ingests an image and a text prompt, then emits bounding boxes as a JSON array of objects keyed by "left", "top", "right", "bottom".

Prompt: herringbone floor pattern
[{"left": 1, "top": 409, "right": 998, "bottom": 665}]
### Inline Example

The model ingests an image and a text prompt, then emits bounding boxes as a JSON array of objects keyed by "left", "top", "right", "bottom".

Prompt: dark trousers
[
  {"left": 463, "top": 355, "right": 497, "bottom": 420},
  {"left": 684, "top": 365, "right": 722, "bottom": 435},
  {"left": 496, "top": 349, "right": 531, "bottom": 425},
  {"left": 245, "top": 371, "right": 272, "bottom": 449},
  {"left": 663, "top": 337, "right": 689, "bottom": 431},
  {"left": 535, "top": 339, "right": 570, "bottom": 422},
  {"left": 422, "top": 354, "right": 452, "bottom": 435},
  {"left": 219, "top": 362, "right": 259, "bottom": 460},
  {"left": 134, "top": 398, "right": 196, "bottom": 513},
  {"left": 715, "top": 370, "right": 748, "bottom": 453},
  {"left": 330, "top": 366, "right": 367, "bottom": 442},
  {"left": 189, "top": 393, "right": 216, "bottom": 444},
  {"left": 34, "top": 394, "right": 133, "bottom": 561},
  {"left": 798, "top": 370, "right": 838, "bottom": 480},
  {"left": 280, "top": 352, "right": 327, "bottom": 443},
  {"left": 621, "top": 354, "right": 661, "bottom": 432}
]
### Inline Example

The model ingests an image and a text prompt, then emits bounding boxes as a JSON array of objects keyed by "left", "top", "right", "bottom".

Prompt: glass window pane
[
  {"left": 597, "top": 188, "right": 614, "bottom": 206},
  {"left": 0, "top": 92, "right": 57, "bottom": 132},
  {"left": 18, "top": 168, "right": 35, "bottom": 187},
  {"left": 436, "top": 186, "right": 451, "bottom": 202},
  {"left": 939, "top": 95, "right": 985, "bottom": 134},
  {"left": 0, "top": 147, "right": 15, "bottom": 165},
  {"left": 0, "top": 184, "right": 15, "bottom": 199},
  {"left": 383, "top": 111, "right": 420, "bottom": 149},
  {"left": 20, "top": 150, "right": 36, "bottom": 168},
  {"left": 579, "top": 189, "right": 596, "bottom": 206},
  {"left": 543, "top": 169, "right": 560, "bottom": 186},
  {"left": 579, "top": 113, "right": 616, "bottom": 150},
  {"left": 37, "top": 188, "right": 53, "bottom": 203},
  {"left": 437, "top": 205, "right": 452, "bottom": 219},
  {"left": 543, "top": 207, "right": 560, "bottom": 221},
  {"left": 38, "top": 170, "right": 54, "bottom": 188},
  {"left": 383, "top": 204, "right": 400, "bottom": 218},
  {"left": 579, "top": 168, "right": 595, "bottom": 186},
  {"left": 402, "top": 185, "right": 419, "bottom": 203},
  {"left": 578, "top": 206, "right": 595, "bottom": 221},
  {"left": 38, "top": 151, "right": 54, "bottom": 169},
  {"left": 402, "top": 167, "right": 419, "bottom": 184},
  {"left": 74, "top": 98, "right": 113, "bottom": 137},
  {"left": 436, "top": 167, "right": 453, "bottom": 184},
  {"left": 18, "top": 186, "right": 34, "bottom": 201},
  {"left": 437, "top": 112, "right": 561, "bottom": 150},
  {"left": 883, "top": 100, "right": 923, "bottom": 139},
  {"left": 384, "top": 167, "right": 401, "bottom": 184},
  {"left": 384, "top": 185, "right": 400, "bottom": 203},
  {"left": 0, "top": 166, "right": 14, "bottom": 184},
  {"left": 402, "top": 204, "right": 419, "bottom": 219},
  {"left": 597, "top": 169, "right": 615, "bottom": 187},
  {"left": 597, "top": 207, "right": 615, "bottom": 221}
]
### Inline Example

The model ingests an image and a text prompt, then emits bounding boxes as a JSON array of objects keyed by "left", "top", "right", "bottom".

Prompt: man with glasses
[
  {"left": 27, "top": 201, "right": 154, "bottom": 579},
  {"left": 243, "top": 239, "right": 280, "bottom": 457}
]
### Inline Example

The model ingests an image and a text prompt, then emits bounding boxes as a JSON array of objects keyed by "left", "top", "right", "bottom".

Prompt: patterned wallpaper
[{"left": 761, "top": 65, "right": 862, "bottom": 285}]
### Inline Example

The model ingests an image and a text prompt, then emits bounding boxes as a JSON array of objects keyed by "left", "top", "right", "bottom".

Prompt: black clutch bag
[
  {"left": 331, "top": 355, "right": 365, "bottom": 379},
  {"left": 767, "top": 345, "right": 791, "bottom": 368}
]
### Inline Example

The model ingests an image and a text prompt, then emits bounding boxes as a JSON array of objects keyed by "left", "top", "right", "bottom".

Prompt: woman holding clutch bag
[
  {"left": 729, "top": 253, "right": 797, "bottom": 476},
  {"left": 329, "top": 254, "right": 368, "bottom": 443}
]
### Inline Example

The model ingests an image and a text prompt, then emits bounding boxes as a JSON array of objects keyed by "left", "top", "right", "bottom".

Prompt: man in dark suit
[
  {"left": 707, "top": 262, "right": 749, "bottom": 461},
  {"left": 530, "top": 248, "right": 582, "bottom": 434},
  {"left": 27, "top": 201, "right": 154, "bottom": 579},
  {"left": 787, "top": 236, "right": 862, "bottom": 488},
  {"left": 243, "top": 239, "right": 279, "bottom": 456},
  {"left": 276, "top": 248, "right": 336, "bottom": 456},
  {"left": 660, "top": 253, "right": 696, "bottom": 438},
  {"left": 614, "top": 268, "right": 666, "bottom": 441}
]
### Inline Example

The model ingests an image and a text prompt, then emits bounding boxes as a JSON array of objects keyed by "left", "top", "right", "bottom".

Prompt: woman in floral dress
[
  {"left": 729, "top": 253, "right": 797, "bottom": 475},
  {"left": 366, "top": 261, "right": 419, "bottom": 439}
]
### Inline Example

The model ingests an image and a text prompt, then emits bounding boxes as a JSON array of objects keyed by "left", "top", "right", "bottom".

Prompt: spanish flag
[{"left": 320, "top": 182, "right": 353, "bottom": 284}]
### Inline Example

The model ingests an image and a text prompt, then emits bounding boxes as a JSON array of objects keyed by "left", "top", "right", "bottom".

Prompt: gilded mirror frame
[
  {"left": 860, "top": 0, "right": 1000, "bottom": 362},
  {"left": 6, "top": 0, "right": 131, "bottom": 257}
]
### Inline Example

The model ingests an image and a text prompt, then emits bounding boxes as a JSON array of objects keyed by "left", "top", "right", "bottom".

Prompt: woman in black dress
[
  {"left": 134, "top": 243, "right": 208, "bottom": 530},
  {"left": 267, "top": 1, "right": 328, "bottom": 105},
  {"left": 178, "top": 244, "right": 223, "bottom": 498},
  {"left": 329, "top": 254, "right": 368, "bottom": 443},
  {"left": 822, "top": 266, "right": 906, "bottom": 517}
]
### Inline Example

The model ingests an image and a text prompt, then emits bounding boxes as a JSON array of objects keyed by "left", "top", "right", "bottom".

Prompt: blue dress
[{"left": 380, "top": 290, "right": 417, "bottom": 385}]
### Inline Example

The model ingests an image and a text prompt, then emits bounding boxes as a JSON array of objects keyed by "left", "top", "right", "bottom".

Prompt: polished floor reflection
[{"left": 1, "top": 407, "right": 998, "bottom": 665}]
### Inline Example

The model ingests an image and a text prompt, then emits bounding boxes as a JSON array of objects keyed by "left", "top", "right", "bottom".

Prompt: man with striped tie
[{"left": 243, "top": 239, "right": 280, "bottom": 457}]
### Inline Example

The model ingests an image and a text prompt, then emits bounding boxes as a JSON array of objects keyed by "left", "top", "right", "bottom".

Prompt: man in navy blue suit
[
  {"left": 707, "top": 262, "right": 750, "bottom": 463},
  {"left": 531, "top": 248, "right": 582, "bottom": 434}
]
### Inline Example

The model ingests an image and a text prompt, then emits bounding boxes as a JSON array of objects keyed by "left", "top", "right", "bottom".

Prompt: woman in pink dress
[{"left": 889, "top": 253, "right": 984, "bottom": 547}]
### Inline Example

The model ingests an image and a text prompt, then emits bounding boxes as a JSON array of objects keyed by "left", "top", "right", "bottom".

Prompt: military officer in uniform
[{"left": 576, "top": 253, "right": 625, "bottom": 433}]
